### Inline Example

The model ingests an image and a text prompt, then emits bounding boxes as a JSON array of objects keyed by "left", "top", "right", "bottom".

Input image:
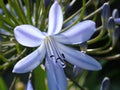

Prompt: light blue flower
[{"left": 13, "top": 1, "right": 101, "bottom": 90}]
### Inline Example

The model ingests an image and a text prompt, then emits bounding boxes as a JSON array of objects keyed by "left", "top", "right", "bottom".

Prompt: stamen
[
  {"left": 57, "top": 54, "right": 66, "bottom": 68},
  {"left": 47, "top": 37, "right": 66, "bottom": 68},
  {"left": 61, "top": 62, "right": 66, "bottom": 68},
  {"left": 50, "top": 54, "right": 66, "bottom": 68},
  {"left": 56, "top": 57, "right": 61, "bottom": 60},
  {"left": 62, "top": 53, "right": 65, "bottom": 58},
  {"left": 50, "top": 55, "right": 54, "bottom": 58}
]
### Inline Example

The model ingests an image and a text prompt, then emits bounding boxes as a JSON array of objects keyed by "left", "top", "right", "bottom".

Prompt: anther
[
  {"left": 50, "top": 55, "right": 54, "bottom": 58},
  {"left": 61, "top": 61, "right": 66, "bottom": 68},
  {"left": 61, "top": 53, "right": 65, "bottom": 58},
  {"left": 56, "top": 57, "right": 65, "bottom": 63},
  {"left": 56, "top": 57, "right": 62, "bottom": 60}
]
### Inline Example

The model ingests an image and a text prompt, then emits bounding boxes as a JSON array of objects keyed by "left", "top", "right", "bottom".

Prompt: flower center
[{"left": 45, "top": 36, "right": 66, "bottom": 68}]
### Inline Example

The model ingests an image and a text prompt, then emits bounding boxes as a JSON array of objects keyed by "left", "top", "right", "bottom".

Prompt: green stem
[
  {"left": 0, "top": 0, "right": 21, "bottom": 25},
  {"left": 34, "top": 0, "right": 41, "bottom": 27},
  {"left": 69, "top": 78, "right": 86, "bottom": 90},
  {"left": 83, "top": 6, "right": 102, "bottom": 20},
  {"left": 96, "top": 54, "right": 120, "bottom": 60},
  {"left": 87, "top": 37, "right": 113, "bottom": 55},
  {"left": 83, "top": 1, "right": 110, "bottom": 20},
  {"left": 15, "top": 0, "right": 28, "bottom": 23},
  {"left": 63, "top": 0, "right": 92, "bottom": 24},
  {"left": 40, "top": 0, "right": 49, "bottom": 30},
  {"left": 0, "top": 53, "right": 9, "bottom": 62},
  {"left": 87, "top": 35, "right": 109, "bottom": 51},
  {"left": 3, "top": 47, "right": 16, "bottom": 56},
  {"left": 0, "top": 14, "right": 16, "bottom": 27},
  {"left": 23, "top": 0, "right": 33, "bottom": 24},
  {"left": 87, "top": 28, "right": 106, "bottom": 44},
  {"left": 10, "top": 48, "right": 26, "bottom": 61},
  {"left": 62, "top": 0, "right": 86, "bottom": 32},
  {"left": 9, "top": 77, "right": 17, "bottom": 90}
]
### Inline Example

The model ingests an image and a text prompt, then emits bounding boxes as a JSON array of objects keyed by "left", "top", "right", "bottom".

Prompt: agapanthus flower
[{"left": 13, "top": 1, "right": 101, "bottom": 90}]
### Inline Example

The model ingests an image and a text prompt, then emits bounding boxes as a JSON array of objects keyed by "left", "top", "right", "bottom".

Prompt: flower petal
[
  {"left": 48, "top": 1, "right": 63, "bottom": 35},
  {"left": 45, "top": 56, "right": 67, "bottom": 90},
  {"left": 54, "top": 20, "right": 96, "bottom": 44},
  {"left": 12, "top": 42, "right": 46, "bottom": 73},
  {"left": 14, "top": 25, "right": 45, "bottom": 47},
  {"left": 26, "top": 80, "right": 33, "bottom": 90},
  {"left": 56, "top": 42, "right": 102, "bottom": 70}
]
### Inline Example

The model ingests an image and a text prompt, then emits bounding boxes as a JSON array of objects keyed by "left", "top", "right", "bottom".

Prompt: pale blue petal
[
  {"left": 45, "top": 58, "right": 58, "bottom": 90},
  {"left": 26, "top": 80, "right": 33, "bottom": 90},
  {"left": 45, "top": 56, "right": 67, "bottom": 90},
  {"left": 54, "top": 61, "right": 67, "bottom": 90},
  {"left": 12, "top": 43, "right": 46, "bottom": 73},
  {"left": 54, "top": 20, "right": 96, "bottom": 44},
  {"left": 14, "top": 25, "right": 45, "bottom": 47},
  {"left": 56, "top": 42, "right": 102, "bottom": 70},
  {"left": 48, "top": 1, "right": 63, "bottom": 35}
]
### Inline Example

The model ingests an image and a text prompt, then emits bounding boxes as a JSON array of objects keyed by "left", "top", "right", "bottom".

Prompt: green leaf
[
  {"left": 33, "top": 65, "right": 46, "bottom": 90},
  {"left": 0, "top": 76, "right": 7, "bottom": 90}
]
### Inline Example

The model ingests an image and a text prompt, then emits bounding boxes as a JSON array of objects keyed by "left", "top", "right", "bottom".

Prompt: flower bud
[
  {"left": 107, "top": 17, "right": 115, "bottom": 36},
  {"left": 73, "top": 65, "right": 83, "bottom": 78},
  {"left": 112, "top": 27, "right": 120, "bottom": 46},
  {"left": 112, "top": 9, "right": 120, "bottom": 25},
  {"left": 44, "top": 0, "right": 51, "bottom": 8},
  {"left": 100, "top": 77, "right": 110, "bottom": 90},
  {"left": 112, "top": 9, "right": 119, "bottom": 18},
  {"left": 101, "top": 3, "right": 110, "bottom": 29}
]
